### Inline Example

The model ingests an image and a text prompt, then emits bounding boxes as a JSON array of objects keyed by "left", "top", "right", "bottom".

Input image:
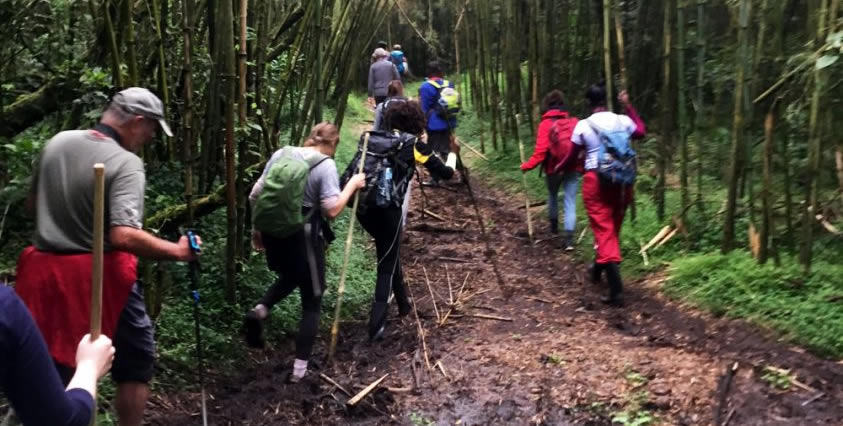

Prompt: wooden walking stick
[
  {"left": 517, "top": 136, "right": 535, "bottom": 244},
  {"left": 456, "top": 154, "right": 509, "bottom": 297},
  {"left": 328, "top": 132, "right": 370, "bottom": 361},
  {"left": 90, "top": 163, "right": 105, "bottom": 425}
]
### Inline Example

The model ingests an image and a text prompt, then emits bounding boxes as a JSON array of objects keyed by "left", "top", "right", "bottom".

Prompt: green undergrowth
[
  {"left": 665, "top": 252, "right": 843, "bottom": 358},
  {"left": 452, "top": 93, "right": 843, "bottom": 360}
]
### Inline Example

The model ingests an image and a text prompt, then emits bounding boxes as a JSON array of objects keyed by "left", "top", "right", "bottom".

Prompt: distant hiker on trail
[
  {"left": 244, "top": 123, "right": 365, "bottom": 383},
  {"left": 368, "top": 48, "right": 401, "bottom": 106},
  {"left": 15, "top": 87, "right": 200, "bottom": 426},
  {"left": 1, "top": 285, "right": 115, "bottom": 426},
  {"left": 373, "top": 80, "right": 406, "bottom": 132},
  {"left": 520, "top": 90, "right": 581, "bottom": 250},
  {"left": 390, "top": 44, "right": 408, "bottom": 81},
  {"left": 370, "top": 40, "right": 389, "bottom": 63},
  {"left": 564, "top": 82, "right": 646, "bottom": 306},
  {"left": 419, "top": 61, "right": 460, "bottom": 184},
  {"left": 341, "top": 100, "right": 460, "bottom": 340}
]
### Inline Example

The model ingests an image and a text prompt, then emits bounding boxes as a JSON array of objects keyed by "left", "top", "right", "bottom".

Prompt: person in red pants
[{"left": 567, "top": 82, "right": 646, "bottom": 305}]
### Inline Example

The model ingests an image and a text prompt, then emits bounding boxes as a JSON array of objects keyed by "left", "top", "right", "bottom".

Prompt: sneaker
[
  {"left": 286, "top": 370, "right": 306, "bottom": 384},
  {"left": 244, "top": 310, "right": 265, "bottom": 348}
]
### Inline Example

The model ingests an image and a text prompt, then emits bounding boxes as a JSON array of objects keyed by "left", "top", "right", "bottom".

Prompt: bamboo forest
[{"left": 0, "top": 0, "right": 841, "bottom": 424}]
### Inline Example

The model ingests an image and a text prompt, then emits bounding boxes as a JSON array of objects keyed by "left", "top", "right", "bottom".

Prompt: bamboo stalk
[
  {"left": 677, "top": 0, "right": 689, "bottom": 223},
  {"left": 613, "top": 0, "right": 628, "bottom": 91},
  {"left": 759, "top": 102, "right": 777, "bottom": 264},
  {"left": 694, "top": 0, "right": 706, "bottom": 212},
  {"left": 603, "top": 0, "right": 613, "bottom": 111},
  {"left": 723, "top": 0, "right": 751, "bottom": 253},
  {"left": 329, "top": 132, "right": 370, "bottom": 361},
  {"left": 800, "top": 0, "right": 830, "bottom": 271}
]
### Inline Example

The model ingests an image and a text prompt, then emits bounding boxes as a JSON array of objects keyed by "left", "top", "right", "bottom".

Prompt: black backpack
[{"left": 340, "top": 130, "right": 414, "bottom": 212}]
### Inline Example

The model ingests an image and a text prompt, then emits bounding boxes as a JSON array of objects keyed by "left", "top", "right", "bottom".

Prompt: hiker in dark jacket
[
  {"left": 1, "top": 285, "right": 114, "bottom": 426},
  {"left": 342, "top": 100, "right": 459, "bottom": 340},
  {"left": 373, "top": 80, "right": 406, "bottom": 132},
  {"left": 368, "top": 48, "right": 400, "bottom": 106},
  {"left": 564, "top": 83, "right": 646, "bottom": 306},
  {"left": 520, "top": 90, "right": 581, "bottom": 249},
  {"left": 244, "top": 123, "right": 365, "bottom": 383}
]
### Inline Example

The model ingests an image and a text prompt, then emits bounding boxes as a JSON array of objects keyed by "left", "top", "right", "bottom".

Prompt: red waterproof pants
[{"left": 582, "top": 171, "right": 633, "bottom": 264}]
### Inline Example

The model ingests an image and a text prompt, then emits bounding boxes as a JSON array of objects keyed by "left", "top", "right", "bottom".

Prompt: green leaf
[
  {"left": 3, "top": 144, "right": 17, "bottom": 153},
  {"left": 816, "top": 55, "right": 838, "bottom": 70}
]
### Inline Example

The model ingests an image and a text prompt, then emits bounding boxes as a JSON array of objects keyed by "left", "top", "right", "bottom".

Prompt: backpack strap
[{"left": 303, "top": 151, "right": 330, "bottom": 170}]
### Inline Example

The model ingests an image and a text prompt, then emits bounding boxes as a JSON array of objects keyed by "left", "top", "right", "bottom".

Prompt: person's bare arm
[
  {"left": 110, "top": 226, "right": 196, "bottom": 261},
  {"left": 323, "top": 173, "right": 366, "bottom": 219}
]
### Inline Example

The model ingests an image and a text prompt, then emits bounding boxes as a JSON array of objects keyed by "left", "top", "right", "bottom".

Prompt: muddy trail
[{"left": 147, "top": 168, "right": 843, "bottom": 425}]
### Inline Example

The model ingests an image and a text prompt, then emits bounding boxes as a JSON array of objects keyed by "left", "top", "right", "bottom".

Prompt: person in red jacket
[{"left": 520, "top": 90, "right": 581, "bottom": 250}]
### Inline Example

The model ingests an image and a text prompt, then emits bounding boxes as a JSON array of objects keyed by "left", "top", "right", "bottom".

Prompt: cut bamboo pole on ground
[
  {"left": 407, "top": 281, "right": 431, "bottom": 370},
  {"left": 329, "top": 133, "right": 370, "bottom": 361},
  {"left": 347, "top": 374, "right": 389, "bottom": 406},
  {"left": 422, "top": 266, "right": 441, "bottom": 323}
]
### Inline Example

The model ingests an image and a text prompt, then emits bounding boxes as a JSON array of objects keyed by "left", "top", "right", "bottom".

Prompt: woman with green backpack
[{"left": 243, "top": 122, "right": 365, "bottom": 383}]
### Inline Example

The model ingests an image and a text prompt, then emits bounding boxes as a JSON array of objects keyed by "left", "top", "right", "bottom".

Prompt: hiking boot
[
  {"left": 549, "top": 218, "right": 559, "bottom": 235},
  {"left": 368, "top": 302, "right": 389, "bottom": 341},
  {"left": 397, "top": 298, "right": 412, "bottom": 317},
  {"left": 562, "top": 231, "right": 575, "bottom": 251},
  {"left": 602, "top": 263, "right": 625, "bottom": 306},
  {"left": 244, "top": 310, "right": 265, "bottom": 348},
  {"left": 587, "top": 263, "right": 604, "bottom": 285}
]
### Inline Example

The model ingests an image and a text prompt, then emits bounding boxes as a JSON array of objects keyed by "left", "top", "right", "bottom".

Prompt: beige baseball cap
[{"left": 111, "top": 87, "right": 173, "bottom": 137}]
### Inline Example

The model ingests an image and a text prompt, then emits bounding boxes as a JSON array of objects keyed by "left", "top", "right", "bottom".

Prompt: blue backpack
[
  {"left": 390, "top": 50, "right": 405, "bottom": 74},
  {"left": 586, "top": 117, "right": 637, "bottom": 185}
]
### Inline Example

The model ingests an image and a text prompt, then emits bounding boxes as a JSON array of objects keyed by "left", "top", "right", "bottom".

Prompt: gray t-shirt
[
  {"left": 33, "top": 130, "right": 145, "bottom": 252},
  {"left": 249, "top": 146, "right": 341, "bottom": 211}
]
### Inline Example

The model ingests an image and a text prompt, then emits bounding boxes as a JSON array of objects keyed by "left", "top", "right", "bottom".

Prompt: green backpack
[{"left": 252, "top": 147, "right": 329, "bottom": 238}]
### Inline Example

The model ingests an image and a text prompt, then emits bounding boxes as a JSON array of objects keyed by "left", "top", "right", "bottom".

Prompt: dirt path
[{"left": 146, "top": 168, "right": 842, "bottom": 425}]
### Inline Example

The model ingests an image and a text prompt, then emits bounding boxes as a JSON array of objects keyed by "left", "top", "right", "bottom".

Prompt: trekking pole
[
  {"left": 328, "top": 132, "right": 371, "bottom": 361},
  {"left": 185, "top": 230, "right": 208, "bottom": 426},
  {"left": 455, "top": 154, "right": 509, "bottom": 297},
  {"left": 90, "top": 163, "right": 105, "bottom": 425},
  {"left": 517, "top": 138, "right": 535, "bottom": 244}
]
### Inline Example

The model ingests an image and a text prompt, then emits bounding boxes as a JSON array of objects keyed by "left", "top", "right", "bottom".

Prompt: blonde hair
[{"left": 303, "top": 122, "right": 340, "bottom": 148}]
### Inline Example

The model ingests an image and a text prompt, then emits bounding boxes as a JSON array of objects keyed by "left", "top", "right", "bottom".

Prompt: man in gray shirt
[
  {"left": 21, "top": 88, "right": 200, "bottom": 426},
  {"left": 368, "top": 48, "right": 400, "bottom": 105}
]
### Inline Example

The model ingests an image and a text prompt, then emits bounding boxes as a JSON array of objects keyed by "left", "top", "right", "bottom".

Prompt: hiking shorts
[{"left": 110, "top": 282, "right": 156, "bottom": 383}]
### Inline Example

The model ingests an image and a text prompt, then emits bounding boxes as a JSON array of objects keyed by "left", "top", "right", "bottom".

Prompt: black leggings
[
  {"left": 259, "top": 228, "right": 325, "bottom": 360},
  {"left": 358, "top": 206, "right": 407, "bottom": 307}
]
